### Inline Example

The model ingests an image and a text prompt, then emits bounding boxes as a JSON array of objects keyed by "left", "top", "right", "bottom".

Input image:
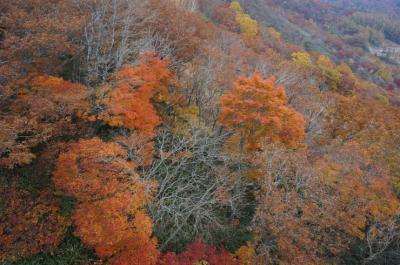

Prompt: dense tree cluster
[{"left": 1, "top": 0, "right": 400, "bottom": 265}]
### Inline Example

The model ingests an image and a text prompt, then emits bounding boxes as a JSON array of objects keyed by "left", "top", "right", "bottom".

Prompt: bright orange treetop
[
  {"left": 53, "top": 137, "right": 135, "bottom": 202},
  {"left": 219, "top": 73, "right": 305, "bottom": 150},
  {"left": 97, "top": 54, "right": 174, "bottom": 135}
]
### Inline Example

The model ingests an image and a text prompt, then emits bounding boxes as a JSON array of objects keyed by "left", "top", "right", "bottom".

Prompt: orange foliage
[
  {"left": 53, "top": 138, "right": 159, "bottom": 265},
  {"left": 74, "top": 195, "right": 158, "bottom": 265},
  {"left": 147, "top": 0, "right": 217, "bottom": 62},
  {"left": 53, "top": 138, "right": 134, "bottom": 201},
  {"left": 316, "top": 142, "right": 399, "bottom": 226},
  {"left": 219, "top": 73, "right": 305, "bottom": 150},
  {"left": 97, "top": 54, "right": 174, "bottom": 135},
  {"left": 234, "top": 244, "right": 256, "bottom": 265}
]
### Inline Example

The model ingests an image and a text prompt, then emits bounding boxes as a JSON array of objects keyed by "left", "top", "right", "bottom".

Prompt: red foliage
[
  {"left": 394, "top": 78, "right": 400, "bottom": 87},
  {"left": 159, "top": 240, "right": 239, "bottom": 265}
]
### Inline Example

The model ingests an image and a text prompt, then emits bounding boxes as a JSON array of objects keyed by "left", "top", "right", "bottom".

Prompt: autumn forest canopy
[{"left": 1, "top": 0, "right": 400, "bottom": 264}]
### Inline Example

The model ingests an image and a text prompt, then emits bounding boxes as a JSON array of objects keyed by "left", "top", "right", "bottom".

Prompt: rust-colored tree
[
  {"left": 219, "top": 73, "right": 305, "bottom": 151},
  {"left": 0, "top": 76, "right": 89, "bottom": 168},
  {"left": 252, "top": 142, "right": 400, "bottom": 265},
  {"left": 0, "top": 184, "right": 69, "bottom": 262},
  {"left": 0, "top": 0, "right": 83, "bottom": 87},
  {"left": 53, "top": 137, "right": 159, "bottom": 265}
]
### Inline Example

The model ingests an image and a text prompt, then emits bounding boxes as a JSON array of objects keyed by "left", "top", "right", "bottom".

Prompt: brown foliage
[
  {"left": 147, "top": 0, "right": 218, "bottom": 63},
  {"left": 0, "top": 76, "right": 89, "bottom": 168},
  {"left": 252, "top": 142, "right": 399, "bottom": 264},
  {"left": 0, "top": 184, "right": 69, "bottom": 261},
  {"left": 0, "top": 0, "right": 83, "bottom": 83}
]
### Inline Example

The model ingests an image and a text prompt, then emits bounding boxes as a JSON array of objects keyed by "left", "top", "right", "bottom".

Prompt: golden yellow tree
[{"left": 230, "top": 1, "right": 258, "bottom": 36}]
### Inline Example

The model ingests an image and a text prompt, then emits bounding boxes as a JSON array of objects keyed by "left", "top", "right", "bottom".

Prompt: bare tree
[
  {"left": 79, "top": 0, "right": 174, "bottom": 86},
  {"left": 180, "top": 49, "right": 231, "bottom": 126},
  {"left": 274, "top": 62, "right": 333, "bottom": 145},
  {"left": 364, "top": 218, "right": 400, "bottom": 264},
  {"left": 171, "top": 0, "right": 198, "bottom": 12},
  {"left": 144, "top": 127, "right": 250, "bottom": 251}
]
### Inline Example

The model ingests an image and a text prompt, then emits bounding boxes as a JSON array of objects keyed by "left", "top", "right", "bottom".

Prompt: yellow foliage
[
  {"left": 234, "top": 244, "right": 256, "bottom": 265},
  {"left": 230, "top": 0, "right": 258, "bottom": 36},
  {"left": 172, "top": 104, "right": 209, "bottom": 136},
  {"left": 229, "top": 1, "right": 243, "bottom": 13},
  {"left": 194, "top": 261, "right": 209, "bottom": 265},
  {"left": 316, "top": 55, "right": 342, "bottom": 90},
  {"left": 376, "top": 65, "right": 393, "bottom": 81},
  {"left": 337, "top": 63, "right": 353, "bottom": 75},
  {"left": 316, "top": 55, "right": 335, "bottom": 69},
  {"left": 291, "top": 52, "right": 313, "bottom": 66},
  {"left": 236, "top": 13, "right": 258, "bottom": 36}
]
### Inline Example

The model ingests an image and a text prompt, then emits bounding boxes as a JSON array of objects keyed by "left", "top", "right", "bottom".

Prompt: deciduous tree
[
  {"left": 219, "top": 73, "right": 305, "bottom": 151},
  {"left": 53, "top": 138, "right": 158, "bottom": 265},
  {"left": 229, "top": 1, "right": 258, "bottom": 36},
  {"left": 96, "top": 54, "right": 174, "bottom": 135}
]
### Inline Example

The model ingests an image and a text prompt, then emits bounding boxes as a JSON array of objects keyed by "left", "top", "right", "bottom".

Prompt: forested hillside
[{"left": 1, "top": 0, "right": 400, "bottom": 264}]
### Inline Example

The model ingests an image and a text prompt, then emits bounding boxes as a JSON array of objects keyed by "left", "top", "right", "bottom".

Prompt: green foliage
[
  {"left": 317, "top": 55, "right": 342, "bottom": 90},
  {"left": 58, "top": 195, "right": 77, "bottom": 218},
  {"left": 341, "top": 237, "right": 400, "bottom": 265},
  {"left": 210, "top": 192, "right": 256, "bottom": 252},
  {"left": 340, "top": 239, "right": 367, "bottom": 265},
  {"left": 376, "top": 65, "right": 393, "bottom": 82},
  {"left": 16, "top": 167, "right": 49, "bottom": 196}
]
